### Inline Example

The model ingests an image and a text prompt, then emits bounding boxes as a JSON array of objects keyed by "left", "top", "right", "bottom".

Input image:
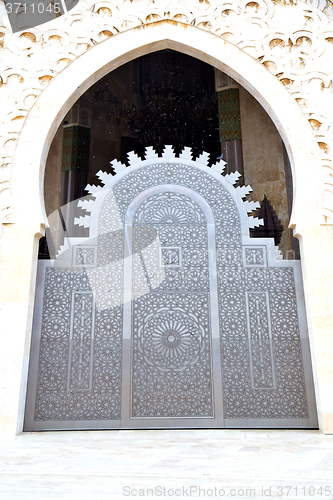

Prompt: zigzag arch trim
[{"left": 73, "top": 145, "right": 264, "bottom": 233}]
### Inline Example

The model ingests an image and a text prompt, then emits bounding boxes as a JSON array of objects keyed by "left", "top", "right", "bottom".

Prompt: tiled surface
[{"left": 1, "top": 429, "right": 333, "bottom": 500}]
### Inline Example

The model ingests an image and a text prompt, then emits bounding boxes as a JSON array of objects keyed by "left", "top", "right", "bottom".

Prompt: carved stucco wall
[{"left": 0, "top": 0, "right": 333, "bottom": 231}]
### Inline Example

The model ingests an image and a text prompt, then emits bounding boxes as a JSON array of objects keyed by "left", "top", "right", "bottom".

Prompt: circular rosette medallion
[{"left": 138, "top": 310, "right": 205, "bottom": 371}]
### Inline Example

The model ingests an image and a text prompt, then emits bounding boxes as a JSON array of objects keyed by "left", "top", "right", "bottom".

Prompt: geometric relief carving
[
  {"left": 3, "top": 2, "right": 333, "bottom": 227},
  {"left": 246, "top": 292, "right": 275, "bottom": 390},
  {"left": 110, "top": 164, "right": 240, "bottom": 231},
  {"left": 160, "top": 247, "right": 181, "bottom": 267},
  {"left": 114, "top": 160, "right": 310, "bottom": 423},
  {"left": 132, "top": 293, "right": 213, "bottom": 418},
  {"left": 73, "top": 246, "right": 96, "bottom": 267},
  {"left": 34, "top": 268, "right": 122, "bottom": 421},
  {"left": 244, "top": 247, "right": 266, "bottom": 266},
  {"left": 130, "top": 190, "right": 210, "bottom": 297},
  {"left": 133, "top": 191, "right": 206, "bottom": 226},
  {"left": 219, "top": 264, "right": 309, "bottom": 419},
  {"left": 131, "top": 190, "right": 213, "bottom": 418},
  {"left": 68, "top": 292, "right": 94, "bottom": 390},
  {"left": 216, "top": 216, "right": 309, "bottom": 419}
]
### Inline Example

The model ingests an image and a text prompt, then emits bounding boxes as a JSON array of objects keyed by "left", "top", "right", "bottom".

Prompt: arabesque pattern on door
[{"left": 24, "top": 146, "right": 317, "bottom": 430}]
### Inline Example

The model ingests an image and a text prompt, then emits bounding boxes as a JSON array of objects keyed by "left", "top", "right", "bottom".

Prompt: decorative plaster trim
[{"left": 0, "top": 11, "right": 324, "bottom": 234}]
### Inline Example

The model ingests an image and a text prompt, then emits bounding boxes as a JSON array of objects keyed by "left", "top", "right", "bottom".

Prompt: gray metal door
[{"left": 24, "top": 149, "right": 318, "bottom": 430}]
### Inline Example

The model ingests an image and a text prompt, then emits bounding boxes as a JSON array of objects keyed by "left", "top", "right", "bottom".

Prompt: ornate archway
[
  {"left": 4, "top": 21, "right": 331, "bottom": 437},
  {"left": 11, "top": 22, "right": 322, "bottom": 231},
  {"left": 24, "top": 147, "right": 317, "bottom": 430}
]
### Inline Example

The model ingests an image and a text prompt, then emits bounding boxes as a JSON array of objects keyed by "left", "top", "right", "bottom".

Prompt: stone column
[
  {"left": 60, "top": 103, "right": 91, "bottom": 239},
  {"left": 215, "top": 70, "right": 244, "bottom": 178}
]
